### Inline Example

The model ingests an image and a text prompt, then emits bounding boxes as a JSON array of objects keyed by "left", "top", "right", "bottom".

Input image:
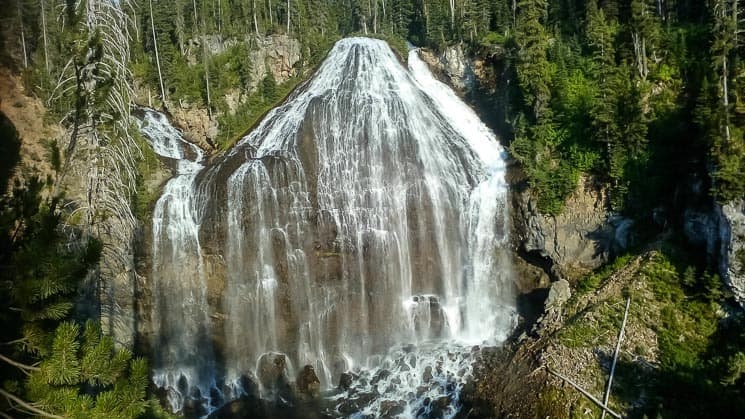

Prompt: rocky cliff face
[
  {"left": 720, "top": 201, "right": 745, "bottom": 304},
  {"left": 186, "top": 34, "right": 302, "bottom": 89},
  {"left": 683, "top": 201, "right": 745, "bottom": 306},
  {"left": 512, "top": 175, "right": 633, "bottom": 282}
]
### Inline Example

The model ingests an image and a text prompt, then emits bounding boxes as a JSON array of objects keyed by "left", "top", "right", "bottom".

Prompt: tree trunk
[
  {"left": 41, "top": 0, "right": 49, "bottom": 73},
  {"left": 253, "top": 0, "right": 260, "bottom": 35},
  {"left": 192, "top": 0, "right": 198, "bottom": 26},
  {"left": 218, "top": 0, "right": 222, "bottom": 33},
  {"left": 723, "top": 54, "right": 732, "bottom": 143},
  {"left": 601, "top": 297, "right": 631, "bottom": 419},
  {"left": 449, "top": 0, "right": 455, "bottom": 28},
  {"left": 287, "top": 0, "right": 290, "bottom": 33},
  {"left": 149, "top": 0, "right": 167, "bottom": 103},
  {"left": 18, "top": 5, "right": 27, "bottom": 68}
]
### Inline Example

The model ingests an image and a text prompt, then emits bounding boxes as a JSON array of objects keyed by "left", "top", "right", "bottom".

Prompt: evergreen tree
[{"left": 0, "top": 180, "right": 149, "bottom": 418}]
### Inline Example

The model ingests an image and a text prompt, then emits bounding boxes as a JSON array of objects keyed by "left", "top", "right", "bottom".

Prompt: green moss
[
  {"left": 576, "top": 254, "right": 635, "bottom": 296},
  {"left": 131, "top": 130, "right": 163, "bottom": 222}
]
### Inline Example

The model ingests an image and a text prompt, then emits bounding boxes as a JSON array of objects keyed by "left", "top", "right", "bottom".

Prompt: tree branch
[
  {"left": 602, "top": 297, "right": 631, "bottom": 419},
  {"left": 544, "top": 366, "right": 623, "bottom": 419},
  {"left": 0, "top": 389, "right": 64, "bottom": 419},
  {"left": 0, "top": 353, "right": 39, "bottom": 374}
]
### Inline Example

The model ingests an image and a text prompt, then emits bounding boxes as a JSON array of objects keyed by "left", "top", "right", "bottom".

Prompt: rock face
[
  {"left": 186, "top": 34, "right": 301, "bottom": 90},
  {"left": 247, "top": 35, "right": 302, "bottom": 88},
  {"left": 720, "top": 200, "right": 745, "bottom": 304},
  {"left": 512, "top": 175, "right": 632, "bottom": 281},
  {"left": 683, "top": 201, "right": 745, "bottom": 306},
  {"left": 148, "top": 34, "right": 302, "bottom": 147},
  {"left": 438, "top": 44, "right": 474, "bottom": 91},
  {"left": 545, "top": 279, "right": 571, "bottom": 308},
  {"left": 168, "top": 106, "right": 218, "bottom": 150}
]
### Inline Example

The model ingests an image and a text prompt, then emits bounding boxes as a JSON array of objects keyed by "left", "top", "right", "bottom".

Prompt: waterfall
[{"left": 138, "top": 37, "right": 517, "bottom": 417}]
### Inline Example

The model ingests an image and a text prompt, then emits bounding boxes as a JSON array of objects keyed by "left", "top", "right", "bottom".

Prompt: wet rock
[
  {"left": 296, "top": 365, "right": 321, "bottom": 399},
  {"left": 423, "top": 366, "right": 433, "bottom": 383},
  {"left": 338, "top": 372, "right": 355, "bottom": 391},
  {"left": 512, "top": 175, "right": 632, "bottom": 281},
  {"left": 380, "top": 399, "right": 406, "bottom": 417},
  {"left": 257, "top": 352, "right": 291, "bottom": 398},
  {"left": 372, "top": 369, "right": 392, "bottom": 385},
  {"left": 721, "top": 200, "right": 745, "bottom": 305},
  {"left": 683, "top": 202, "right": 745, "bottom": 306},
  {"left": 336, "top": 392, "right": 377, "bottom": 416}
]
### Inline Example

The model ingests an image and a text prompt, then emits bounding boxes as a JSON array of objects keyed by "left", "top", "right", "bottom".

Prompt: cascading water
[
  {"left": 138, "top": 37, "right": 517, "bottom": 417},
  {"left": 136, "top": 110, "right": 219, "bottom": 412}
]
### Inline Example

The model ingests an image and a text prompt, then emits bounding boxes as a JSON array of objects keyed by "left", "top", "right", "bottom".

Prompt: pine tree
[
  {"left": 0, "top": 181, "right": 149, "bottom": 418},
  {"left": 515, "top": 0, "right": 551, "bottom": 119}
]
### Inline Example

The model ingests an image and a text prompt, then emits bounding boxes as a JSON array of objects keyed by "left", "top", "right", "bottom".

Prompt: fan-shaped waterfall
[{"left": 137, "top": 37, "right": 517, "bottom": 417}]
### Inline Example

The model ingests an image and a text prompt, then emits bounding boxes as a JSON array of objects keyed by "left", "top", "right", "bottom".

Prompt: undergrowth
[{"left": 556, "top": 241, "right": 745, "bottom": 418}]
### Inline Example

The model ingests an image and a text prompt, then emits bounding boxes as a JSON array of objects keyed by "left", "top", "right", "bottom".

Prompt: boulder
[
  {"left": 296, "top": 365, "right": 321, "bottom": 399},
  {"left": 256, "top": 352, "right": 291, "bottom": 398},
  {"left": 545, "top": 279, "right": 571, "bottom": 309}
]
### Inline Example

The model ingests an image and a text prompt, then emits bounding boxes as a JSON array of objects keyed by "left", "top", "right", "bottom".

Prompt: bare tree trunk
[
  {"left": 218, "top": 0, "right": 222, "bottom": 33},
  {"left": 18, "top": 5, "right": 28, "bottom": 68},
  {"left": 41, "top": 0, "right": 49, "bottom": 73},
  {"left": 449, "top": 0, "right": 455, "bottom": 28},
  {"left": 512, "top": 0, "right": 517, "bottom": 28},
  {"left": 269, "top": 0, "right": 273, "bottom": 27},
  {"left": 287, "top": 0, "right": 290, "bottom": 33},
  {"left": 253, "top": 0, "right": 260, "bottom": 35},
  {"left": 734, "top": 0, "right": 739, "bottom": 46},
  {"left": 204, "top": 50, "right": 212, "bottom": 119},
  {"left": 192, "top": 0, "right": 198, "bottom": 26},
  {"left": 723, "top": 54, "right": 732, "bottom": 143},
  {"left": 373, "top": 0, "right": 378, "bottom": 33},
  {"left": 149, "top": 0, "right": 167, "bottom": 103},
  {"left": 545, "top": 367, "right": 623, "bottom": 419},
  {"left": 601, "top": 297, "right": 631, "bottom": 419}
]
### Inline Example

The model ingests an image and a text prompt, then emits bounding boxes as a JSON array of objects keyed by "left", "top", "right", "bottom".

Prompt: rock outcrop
[
  {"left": 512, "top": 175, "right": 633, "bottom": 282},
  {"left": 720, "top": 200, "right": 745, "bottom": 305},
  {"left": 683, "top": 201, "right": 745, "bottom": 306}
]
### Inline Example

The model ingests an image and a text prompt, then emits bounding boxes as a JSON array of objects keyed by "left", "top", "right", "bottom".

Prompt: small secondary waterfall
[{"left": 138, "top": 37, "right": 516, "bottom": 417}]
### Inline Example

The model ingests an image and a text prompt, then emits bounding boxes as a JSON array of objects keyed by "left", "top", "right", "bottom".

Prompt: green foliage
[
  {"left": 576, "top": 254, "right": 635, "bottom": 294},
  {"left": 132, "top": 130, "right": 163, "bottom": 222},
  {"left": 559, "top": 245, "right": 745, "bottom": 417},
  {"left": 0, "top": 180, "right": 149, "bottom": 418},
  {"left": 22, "top": 321, "right": 148, "bottom": 419},
  {"left": 217, "top": 74, "right": 307, "bottom": 149}
]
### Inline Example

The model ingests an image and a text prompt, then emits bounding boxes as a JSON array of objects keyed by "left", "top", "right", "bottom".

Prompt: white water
[
  {"left": 139, "top": 38, "right": 516, "bottom": 417},
  {"left": 136, "top": 110, "right": 218, "bottom": 412}
]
